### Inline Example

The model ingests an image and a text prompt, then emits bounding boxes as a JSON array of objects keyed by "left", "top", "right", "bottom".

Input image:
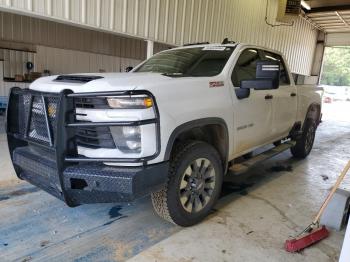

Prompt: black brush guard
[{"left": 6, "top": 87, "right": 168, "bottom": 206}]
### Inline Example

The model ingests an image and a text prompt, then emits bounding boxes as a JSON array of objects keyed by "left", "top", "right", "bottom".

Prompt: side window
[
  {"left": 263, "top": 51, "right": 290, "bottom": 85},
  {"left": 231, "top": 49, "right": 260, "bottom": 87}
]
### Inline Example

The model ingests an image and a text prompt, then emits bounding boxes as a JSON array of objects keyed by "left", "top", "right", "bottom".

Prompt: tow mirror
[
  {"left": 237, "top": 79, "right": 276, "bottom": 99},
  {"left": 241, "top": 79, "right": 276, "bottom": 90},
  {"left": 240, "top": 61, "right": 280, "bottom": 91}
]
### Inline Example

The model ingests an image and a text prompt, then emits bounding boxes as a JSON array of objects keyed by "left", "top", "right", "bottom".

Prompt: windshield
[{"left": 134, "top": 46, "right": 235, "bottom": 77}]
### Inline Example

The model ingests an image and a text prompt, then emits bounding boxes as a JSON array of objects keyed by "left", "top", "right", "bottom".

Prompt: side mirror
[
  {"left": 125, "top": 66, "right": 134, "bottom": 72},
  {"left": 237, "top": 79, "right": 275, "bottom": 99},
  {"left": 241, "top": 79, "right": 276, "bottom": 90},
  {"left": 239, "top": 61, "right": 280, "bottom": 92}
]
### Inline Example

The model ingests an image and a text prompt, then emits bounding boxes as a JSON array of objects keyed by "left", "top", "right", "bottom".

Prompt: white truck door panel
[
  {"left": 262, "top": 51, "right": 297, "bottom": 138},
  {"left": 232, "top": 89, "right": 273, "bottom": 153},
  {"left": 230, "top": 48, "right": 274, "bottom": 154},
  {"left": 271, "top": 85, "right": 297, "bottom": 137}
]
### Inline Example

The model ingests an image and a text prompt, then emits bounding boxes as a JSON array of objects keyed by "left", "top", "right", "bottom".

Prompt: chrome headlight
[
  {"left": 106, "top": 96, "right": 153, "bottom": 109},
  {"left": 110, "top": 126, "right": 142, "bottom": 153}
]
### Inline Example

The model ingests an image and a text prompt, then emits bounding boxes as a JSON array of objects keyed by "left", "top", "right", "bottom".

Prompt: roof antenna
[{"left": 222, "top": 38, "right": 235, "bottom": 44}]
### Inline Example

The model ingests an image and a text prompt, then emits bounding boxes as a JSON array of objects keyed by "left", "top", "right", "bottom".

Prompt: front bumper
[
  {"left": 6, "top": 87, "right": 164, "bottom": 206},
  {"left": 12, "top": 146, "right": 168, "bottom": 205}
]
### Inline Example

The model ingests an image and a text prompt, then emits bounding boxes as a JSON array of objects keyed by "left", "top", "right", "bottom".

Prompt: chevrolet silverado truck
[{"left": 6, "top": 42, "right": 323, "bottom": 226}]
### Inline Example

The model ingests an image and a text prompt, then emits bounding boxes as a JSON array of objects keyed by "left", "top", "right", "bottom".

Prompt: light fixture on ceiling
[{"left": 301, "top": 0, "right": 311, "bottom": 10}]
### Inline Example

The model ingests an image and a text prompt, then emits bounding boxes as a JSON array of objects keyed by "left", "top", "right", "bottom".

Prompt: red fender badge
[{"left": 209, "top": 81, "right": 224, "bottom": 88}]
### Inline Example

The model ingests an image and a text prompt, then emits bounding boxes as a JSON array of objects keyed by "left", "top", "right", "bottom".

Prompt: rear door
[
  {"left": 262, "top": 51, "right": 297, "bottom": 138},
  {"left": 230, "top": 48, "right": 274, "bottom": 155}
]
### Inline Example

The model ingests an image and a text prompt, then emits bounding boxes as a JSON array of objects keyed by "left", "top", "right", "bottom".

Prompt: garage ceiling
[{"left": 304, "top": 0, "right": 350, "bottom": 33}]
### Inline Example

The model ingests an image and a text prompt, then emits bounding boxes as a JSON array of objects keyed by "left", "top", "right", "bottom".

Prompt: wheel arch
[
  {"left": 305, "top": 103, "right": 321, "bottom": 126},
  {"left": 164, "top": 118, "right": 229, "bottom": 170}
]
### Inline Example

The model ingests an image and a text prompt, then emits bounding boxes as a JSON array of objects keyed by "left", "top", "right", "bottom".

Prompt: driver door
[{"left": 230, "top": 48, "right": 274, "bottom": 155}]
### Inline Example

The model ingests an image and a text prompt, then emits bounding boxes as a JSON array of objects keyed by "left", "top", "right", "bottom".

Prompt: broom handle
[{"left": 313, "top": 160, "right": 350, "bottom": 224}]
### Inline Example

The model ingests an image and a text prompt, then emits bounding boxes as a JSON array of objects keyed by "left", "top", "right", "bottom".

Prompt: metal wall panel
[
  {"left": 30, "top": 45, "right": 142, "bottom": 75},
  {"left": 325, "top": 33, "right": 350, "bottom": 46},
  {"left": 0, "top": 45, "right": 143, "bottom": 79},
  {"left": 0, "top": 11, "right": 147, "bottom": 60},
  {"left": 0, "top": 0, "right": 318, "bottom": 75},
  {"left": 0, "top": 49, "right": 35, "bottom": 78}
]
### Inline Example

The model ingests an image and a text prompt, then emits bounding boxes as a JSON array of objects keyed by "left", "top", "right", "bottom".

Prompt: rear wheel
[
  {"left": 151, "top": 141, "right": 223, "bottom": 227},
  {"left": 290, "top": 119, "right": 317, "bottom": 159}
]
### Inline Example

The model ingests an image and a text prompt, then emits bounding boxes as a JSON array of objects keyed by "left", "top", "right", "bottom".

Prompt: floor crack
[{"left": 246, "top": 194, "right": 299, "bottom": 229}]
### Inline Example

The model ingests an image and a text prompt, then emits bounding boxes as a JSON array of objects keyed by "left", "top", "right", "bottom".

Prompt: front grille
[
  {"left": 8, "top": 89, "right": 60, "bottom": 146},
  {"left": 28, "top": 96, "right": 59, "bottom": 144},
  {"left": 76, "top": 125, "right": 116, "bottom": 149},
  {"left": 28, "top": 96, "right": 50, "bottom": 142}
]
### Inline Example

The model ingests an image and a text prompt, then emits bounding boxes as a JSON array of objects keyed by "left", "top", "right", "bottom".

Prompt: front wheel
[
  {"left": 290, "top": 119, "right": 317, "bottom": 159},
  {"left": 151, "top": 141, "right": 223, "bottom": 227}
]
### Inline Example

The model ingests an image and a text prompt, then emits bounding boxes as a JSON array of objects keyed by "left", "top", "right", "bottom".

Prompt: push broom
[{"left": 285, "top": 160, "right": 350, "bottom": 252}]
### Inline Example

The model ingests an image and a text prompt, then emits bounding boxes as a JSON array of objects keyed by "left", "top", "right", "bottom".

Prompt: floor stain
[
  {"left": 108, "top": 205, "right": 123, "bottom": 219},
  {"left": 220, "top": 182, "right": 255, "bottom": 198},
  {"left": 0, "top": 196, "right": 10, "bottom": 201},
  {"left": 103, "top": 215, "right": 127, "bottom": 226},
  {"left": 268, "top": 165, "right": 293, "bottom": 173},
  {"left": 8, "top": 187, "right": 40, "bottom": 196},
  {"left": 39, "top": 240, "right": 50, "bottom": 248},
  {"left": 321, "top": 175, "right": 329, "bottom": 181},
  {"left": 0, "top": 187, "right": 40, "bottom": 202}
]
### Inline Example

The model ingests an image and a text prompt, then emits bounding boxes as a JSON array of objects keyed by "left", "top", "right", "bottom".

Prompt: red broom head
[{"left": 285, "top": 225, "right": 330, "bottom": 253}]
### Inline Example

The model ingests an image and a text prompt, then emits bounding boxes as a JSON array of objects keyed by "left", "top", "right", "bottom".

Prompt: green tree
[{"left": 321, "top": 47, "right": 350, "bottom": 86}]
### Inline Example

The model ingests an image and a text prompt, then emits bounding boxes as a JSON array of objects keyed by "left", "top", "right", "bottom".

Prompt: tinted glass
[
  {"left": 135, "top": 47, "right": 235, "bottom": 77},
  {"left": 263, "top": 51, "right": 290, "bottom": 85},
  {"left": 231, "top": 49, "right": 260, "bottom": 87}
]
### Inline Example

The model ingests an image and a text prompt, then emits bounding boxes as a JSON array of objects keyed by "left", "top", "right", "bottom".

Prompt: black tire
[
  {"left": 151, "top": 141, "right": 223, "bottom": 227},
  {"left": 290, "top": 118, "right": 317, "bottom": 159}
]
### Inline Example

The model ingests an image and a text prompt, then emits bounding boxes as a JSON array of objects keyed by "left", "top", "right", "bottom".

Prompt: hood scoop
[{"left": 54, "top": 75, "right": 104, "bottom": 83}]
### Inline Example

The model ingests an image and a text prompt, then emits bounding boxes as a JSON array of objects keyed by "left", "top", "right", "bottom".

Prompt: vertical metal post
[{"left": 146, "top": 40, "right": 154, "bottom": 59}]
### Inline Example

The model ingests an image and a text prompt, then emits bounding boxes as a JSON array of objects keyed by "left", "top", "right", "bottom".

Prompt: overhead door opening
[{"left": 320, "top": 46, "right": 350, "bottom": 123}]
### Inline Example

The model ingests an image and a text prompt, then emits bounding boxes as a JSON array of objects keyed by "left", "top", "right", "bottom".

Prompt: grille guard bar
[
  {"left": 6, "top": 87, "right": 162, "bottom": 206},
  {"left": 7, "top": 87, "right": 161, "bottom": 164}
]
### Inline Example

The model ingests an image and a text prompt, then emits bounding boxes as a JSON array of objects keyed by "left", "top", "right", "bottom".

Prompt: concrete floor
[{"left": 0, "top": 102, "right": 349, "bottom": 262}]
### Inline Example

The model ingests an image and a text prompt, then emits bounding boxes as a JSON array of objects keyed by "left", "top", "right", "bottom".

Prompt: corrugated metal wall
[
  {"left": 0, "top": 0, "right": 319, "bottom": 75},
  {"left": 325, "top": 33, "right": 350, "bottom": 46},
  {"left": 35, "top": 45, "right": 142, "bottom": 74},
  {"left": 0, "top": 49, "right": 35, "bottom": 78},
  {"left": 0, "top": 10, "right": 152, "bottom": 82},
  {"left": 0, "top": 45, "right": 142, "bottom": 78},
  {"left": 0, "top": 11, "right": 147, "bottom": 60}
]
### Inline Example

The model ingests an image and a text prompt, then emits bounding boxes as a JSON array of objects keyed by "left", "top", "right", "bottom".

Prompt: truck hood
[{"left": 29, "top": 72, "right": 174, "bottom": 93}]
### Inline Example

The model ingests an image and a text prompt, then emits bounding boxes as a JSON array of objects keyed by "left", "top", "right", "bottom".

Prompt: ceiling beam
[
  {"left": 305, "top": 5, "right": 350, "bottom": 13},
  {"left": 335, "top": 11, "right": 350, "bottom": 29}
]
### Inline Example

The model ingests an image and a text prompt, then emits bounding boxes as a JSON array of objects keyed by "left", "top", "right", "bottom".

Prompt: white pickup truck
[{"left": 6, "top": 41, "right": 322, "bottom": 226}]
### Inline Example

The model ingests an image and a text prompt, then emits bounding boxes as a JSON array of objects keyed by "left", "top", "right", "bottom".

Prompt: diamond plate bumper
[{"left": 13, "top": 146, "right": 168, "bottom": 205}]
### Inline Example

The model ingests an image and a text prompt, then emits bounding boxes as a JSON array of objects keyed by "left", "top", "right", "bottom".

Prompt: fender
[{"left": 164, "top": 117, "right": 229, "bottom": 168}]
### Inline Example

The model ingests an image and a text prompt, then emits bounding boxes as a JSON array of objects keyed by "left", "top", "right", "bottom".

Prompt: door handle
[
  {"left": 265, "top": 94, "right": 273, "bottom": 100},
  {"left": 290, "top": 93, "right": 296, "bottom": 97}
]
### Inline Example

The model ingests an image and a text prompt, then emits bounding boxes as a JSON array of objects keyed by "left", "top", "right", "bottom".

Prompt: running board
[{"left": 228, "top": 141, "right": 296, "bottom": 176}]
